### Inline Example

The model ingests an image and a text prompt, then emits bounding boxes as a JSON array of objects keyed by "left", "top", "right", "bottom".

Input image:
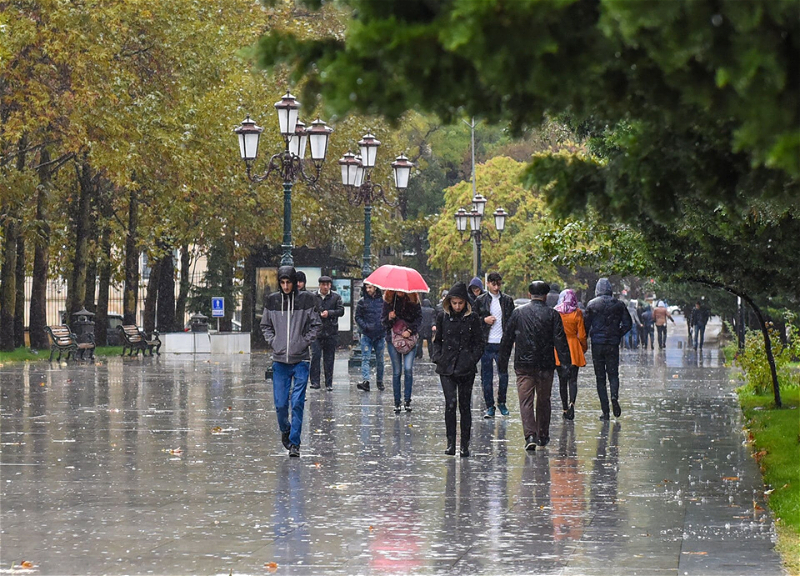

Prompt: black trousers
[
  {"left": 310, "top": 336, "right": 336, "bottom": 388},
  {"left": 415, "top": 335, "right": 433, "bottom": 359},
  {"left": 440, "top": 374, "right": 474, "bottom": 444},
  {"left": 557, "top": 364, "right": 579, "bottom": 409},
  {"left": 591, "top": 343, "right": 620, "bottom": 414},
  {"left": 656, "top": 325, "right": 667, "bottom": 348}
]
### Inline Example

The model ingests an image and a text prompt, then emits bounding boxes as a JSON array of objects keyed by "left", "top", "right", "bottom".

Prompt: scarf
[{"left": 555, "top": 289, "right": 579, "bottom": 314}]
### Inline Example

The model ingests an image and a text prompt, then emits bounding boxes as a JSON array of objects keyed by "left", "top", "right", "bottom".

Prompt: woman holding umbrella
[{"left": 367, "top": 265, "right": 428, "bottom": 414}]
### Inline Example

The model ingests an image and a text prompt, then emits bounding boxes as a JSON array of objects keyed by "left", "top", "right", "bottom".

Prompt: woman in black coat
[{"left": 432, "top": 282, "right": 485, "bottom": 457}]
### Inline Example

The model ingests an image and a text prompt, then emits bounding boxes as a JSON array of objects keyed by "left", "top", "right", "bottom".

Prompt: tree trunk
[
  {"left": 174, "top": 244, "right": 191, "bottom": 329},
  {"left": 741, "top": 293, "right": 782, "bottom": 408},
  {"left": 156, "top": 248, "right": 176, "bottom": 333},
  {"left": 66, "top": 158, "right": 92, "bottom": 318},
  {"left": 14, "top": 229, "right": 25, "bottom": 348},
  {"left": 142, "top": 254, "right": 161, "bottom": 335},
  {"left": 220, "top": 231, "right": 234, "bottom": 332},
  {"left": 85, "top": 255, "right": 97, "bottom": 314},
  {"left": 94, "top": 225, "right": 112, "bottom": 346},
  {"left": 29, "top": 148, "right": 52, "bottom": 350},
  {"left": 123, "top": 188, "right": 139, "bottom": 325},
  {"left": 241, "top": 250, "right": 255, "bottom": 333},
  {"left": 0, "top": 209, "right": 18, "bottom": 351}
]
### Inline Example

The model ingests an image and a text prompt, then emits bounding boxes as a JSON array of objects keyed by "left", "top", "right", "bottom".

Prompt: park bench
[
  {"left": 118, "top": 325, "right": 161, "bottom": 357},
  {"left": 44, "top": 325, "right": 95, "bottom": 361}
]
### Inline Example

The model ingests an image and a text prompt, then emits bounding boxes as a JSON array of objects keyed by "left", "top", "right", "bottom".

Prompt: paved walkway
[{"left": 0, "top": 317, "right": 785, "bottom": 575}]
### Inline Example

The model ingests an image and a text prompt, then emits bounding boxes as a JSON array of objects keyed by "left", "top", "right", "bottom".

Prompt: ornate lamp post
[
  {"left": 338, "top": 134, "right": 412, "bottom": 277},
  {"left": 234, "top": 92, "right": 333, "bottom": 266},
  {"left": 454, "top": 196, "right": 507, "bottom": 277}
]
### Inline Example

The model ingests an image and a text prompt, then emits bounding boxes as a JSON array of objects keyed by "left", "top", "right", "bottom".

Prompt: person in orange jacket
[{"left": 555, "top": 289, "right": 588, "bottom": 421}]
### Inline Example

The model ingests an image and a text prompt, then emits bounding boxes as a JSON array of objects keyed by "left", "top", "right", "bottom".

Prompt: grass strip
[{"left": 738, "top": 387, "right": 800, "bottom": 575}]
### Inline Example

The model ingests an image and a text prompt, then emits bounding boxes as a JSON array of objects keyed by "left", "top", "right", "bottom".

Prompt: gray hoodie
[{"left": 260, "top": 266, "right": 322, "bottom": 364}]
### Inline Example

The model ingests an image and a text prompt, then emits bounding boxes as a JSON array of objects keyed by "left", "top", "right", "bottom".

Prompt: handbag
[{"left": 391, "top": 319, "right": 418, "bottom": 355}]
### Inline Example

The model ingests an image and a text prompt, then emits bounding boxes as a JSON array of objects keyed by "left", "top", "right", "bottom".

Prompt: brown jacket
[
  {"left": 555, "top": 310, "right": 588, "bottom": 367},
  {"left": 653, "top": 306, "right": 673, "bottom": 327}
]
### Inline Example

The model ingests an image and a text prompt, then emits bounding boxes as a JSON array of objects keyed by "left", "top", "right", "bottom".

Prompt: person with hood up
[
  {"left": 554, "top": 289, "right": 587, "bottom": 421},
  {"left": 295, "top": 271, "right": 307, "bottom": 291},
  {"left": 639, "top": 302, "right": 655, "bottom": 350},
  {"left": 355, "top": 282, "right": 385, "bottom": 391},
  {"left": 467, "top": 277, "right": 484, "bottom": 312},
  {"left": 475, "top": 271, "right": 515, "bottom": 418},
  {"left": 652, "top": 300, "right": 674, "bottom": 349},
  {"left": 382, "top": 290, "right": 422, "bottom": 413},
  {"left": 624, "top": 300, "right": 642, "bottom": 349},
  {"left": 584, "top": 278, "right": 632, "bottom": 420},
  {"left": 432, "top": 282, "right": 485, "bottom": 457},
  {"left": 260, "top": 266, "right": 322, "bottom": 457},
  {"left": 416, "top": 299, "right": 436, "bottom": 361},
  {"left": 546, "top": 283, "right": 561, "bottom": 308},
  {"left": 499, "top": 281, "right": 571, "bottom": 451},
  {"left": 310, "top": 276, "right": 344, "bottom": 391}
]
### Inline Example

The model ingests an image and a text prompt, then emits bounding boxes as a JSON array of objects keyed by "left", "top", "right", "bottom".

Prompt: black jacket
[
  {"left": 382, "top": 293, "right": 422, "bottom": 343},
  {"left": 476, "top": 291, "right": 515, "bottom": 342},
  {"left": 419, "top": 302, "right": 436, "bottom": 339},
  {"left": 315, "top": 290, "right": 344, "bottom": 338},
  {"left": 355, "top": 286, "right": 384, "bottom": 340},
  {"left": 432, "top": 284, "right": 485, "bottom": 376},
  {"left": 690, "top": 307, "right": 710, "bottom": 328},
  {"left": 498, "top": 299, "right": 570, "bottom": 372},
  {"left": 584, "top": 279, "right": 632, "bottom": 345}
]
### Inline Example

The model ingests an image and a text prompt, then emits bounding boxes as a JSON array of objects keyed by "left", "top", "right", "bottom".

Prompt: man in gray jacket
[{"left": 261, "top": 266, "right": 321, "bottom": 457}]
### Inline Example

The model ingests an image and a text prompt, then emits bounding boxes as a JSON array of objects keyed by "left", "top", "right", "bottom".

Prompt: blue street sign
[{"left": 211, "top": 297, "right": 224, "bottom": 318}]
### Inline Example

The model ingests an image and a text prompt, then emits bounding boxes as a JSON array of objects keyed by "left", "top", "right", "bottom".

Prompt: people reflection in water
[
  {"left": 272, "top": 459, "right": 309, "bottom": 562},
  {"left": 551, "top": 423, "right": 585, "bottom": 542},
  {"left": 590, "top": 421, "right": 621, "bottom": 523}
]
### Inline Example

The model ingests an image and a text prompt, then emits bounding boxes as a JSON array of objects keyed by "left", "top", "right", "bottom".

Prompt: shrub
[{"left": 735, "top": 314, "right": 800, "bottom": 395}]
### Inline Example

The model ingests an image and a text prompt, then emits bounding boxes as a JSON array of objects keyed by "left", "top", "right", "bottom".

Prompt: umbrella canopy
[{"left": 364, "top": 265, "right": 429, "bottom": 293}]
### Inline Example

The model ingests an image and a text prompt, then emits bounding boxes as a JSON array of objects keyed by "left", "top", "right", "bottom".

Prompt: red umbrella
[{"left": 364, "top": 265, "right": 429, "bottom": 294}]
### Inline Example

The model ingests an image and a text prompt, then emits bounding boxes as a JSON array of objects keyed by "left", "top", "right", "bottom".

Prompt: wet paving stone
[{"left": 0, "top": 319, "right": 786, "bottom": 574}]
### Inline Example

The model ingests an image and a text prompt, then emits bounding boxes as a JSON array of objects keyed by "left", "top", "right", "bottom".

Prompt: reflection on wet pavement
[{"left": 0, "top": 320, "right": 784, "bottom": 575}]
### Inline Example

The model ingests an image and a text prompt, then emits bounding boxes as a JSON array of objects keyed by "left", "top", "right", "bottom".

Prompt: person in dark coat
[
  {"left": 499, "top": 281, "right": 571, "bottom": 451},
  {"left": 355, "top": 282, "right": 385, "bottom": 391},
  {"left": 295, "top": 271, "right": 307, "bottom": 292},
  {"left": 382, "top": 290, "right": 422, "bottom": 413},
  {"left": 475, "top": 271, "right": 515, "bottom": 418},
  {"left": 690, "top": 301, "right": 711, "bottom": 350},
  {"left": 639, "top": 302, "right": 655, "bottom": 350},
  {"left": 467, "top": 277, "right": 484, "bottom": 309},
  {"left": 416, "top": 299, "right": 436, "bottom": 360},
  {"left": 432, "top": 282, "right": 485, "bottom": 457},
  {"left": 545, "top": 283, "right": 561, "bottom": 308},
  {"left": 310, "top": 276, "right": 345, "bottom": 391},
  {"left": 584, "top": 278, "right": 632, "bottom": 420},
  {"left": 260, "top": 266, "right": 322, "bottom": 457}
]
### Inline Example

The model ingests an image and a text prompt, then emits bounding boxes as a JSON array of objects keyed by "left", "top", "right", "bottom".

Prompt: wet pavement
[{"left": 0, "top": 317, "right": 785, "bottom": 575}]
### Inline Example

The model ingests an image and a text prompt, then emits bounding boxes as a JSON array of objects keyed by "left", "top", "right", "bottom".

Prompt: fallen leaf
[
  {"left": 211, "top": 426, "right": 223, "bottom": 433},
  {"left": 369, "top": 525, "right": 374, "bottom": 531},
  {"left": 20, "top": 560, "right": 34, "bottom": 568},
  {"left": 265, "top": 561, "right": 278, "bottom": 572},
  {"left": 227, "top": 406, "right": 233, "bottom": 411},
  {"left": 722, "top": 476, "right": 740, "bottom": 481},
  {"left": 681, "top": 551, "right": 707, "bottom": 556},
  {"left": 169, "top": 448, "right": 183, "bottom": 455},
  {"left": 39, "top": 382, "right": 45, "bottom": 387}
]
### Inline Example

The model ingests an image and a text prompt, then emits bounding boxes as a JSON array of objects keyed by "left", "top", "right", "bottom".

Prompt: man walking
[
  {"left": 652, "top": 301, "right": 674, "bottom": 349},
  {"left": 499, "top": 281, "right": 571, "bottom": 451},
  {"left": 355, "top": 282, "right": 385, "bottom": 391},
  {"left": 310, "top": 276, "right": 344, "bottom": 391},
  {"left": 690, "top": 301, "right": 710, "bottom": 350},
  {"left": 584, "top": 278, "right": 632, "bottom": 420},
  {"left": 261, "top": 266, "right": 321, "bottom": 457},
  {"left": 476, "top": 272, "right": 515, "bottom": 418},
  {"left": 416, "top": 298, "right": 436, "bottom": 361}
]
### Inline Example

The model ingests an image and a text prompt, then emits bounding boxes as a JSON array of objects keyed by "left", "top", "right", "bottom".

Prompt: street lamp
[
  {"left": 338, "top": 137, "right": 412, "bottom": 277},
  {"left": 234, "top": 92, "right": 333, "bottom": 266},
  {"left": 454, "top": 196, "right": 507, "bottom": 277}
]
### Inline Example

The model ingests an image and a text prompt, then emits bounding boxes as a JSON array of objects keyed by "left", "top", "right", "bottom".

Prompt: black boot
[
  {"left": 376, "top": 381, "right": 385, "bottom": 391},
  {"left": 444, "top": 438, "right": 456, "bottom": 456},
  {"left": 404, "top": 399, "right": 412, "bottom": 412},
  {"left": 459, "top": 441, "right": 470, "bottom": 458}
]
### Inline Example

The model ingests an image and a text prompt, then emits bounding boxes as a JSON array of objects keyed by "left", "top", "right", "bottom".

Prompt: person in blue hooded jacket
[
  {"left": 584, "top": 278, "right": 632, "bottom": 420},
  {"left": 355, "top": 282, "right": 385, "bottom": 392}
]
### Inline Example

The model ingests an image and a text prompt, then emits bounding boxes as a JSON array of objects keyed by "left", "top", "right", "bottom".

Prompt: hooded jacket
[
  {"left": 584, "top": 278, "right": 632, "bottom": 345},
  {"left": 260, "top": 266, "right": 322, "bottom": 363},
  {"left": 315, "top": 288, "right": 345, "bottom": 338},
  {"left": 432, "top": 282, "right": 485, "bottom": 376},
  {"left": 498, "top": 298, "right": 570, "bottom": 372},
  {"left": 467, "top": 277, "right": 484, "bottom": 311},
  {"left": 355, "top": 284, "right": 384, "bottom": 340}
]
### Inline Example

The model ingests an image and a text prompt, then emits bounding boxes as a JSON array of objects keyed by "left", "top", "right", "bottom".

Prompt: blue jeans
[
  {"left": 272, "top": 361, "right": 310, "bottom": 447},
  {"left": 387, "top": 341, "right": 414, "bottom": 406},
  {"left": 693, "top": 324, "right": 705, "bottom": 349},
  {"left": 481, "top": 343, "right": 509, "bottom": 408},
  {"left": 360, "top": 335, "right": 385, "bottom": 383},
  {"left": 624, "top": 324, "right": 639, "bottom": 348}
]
